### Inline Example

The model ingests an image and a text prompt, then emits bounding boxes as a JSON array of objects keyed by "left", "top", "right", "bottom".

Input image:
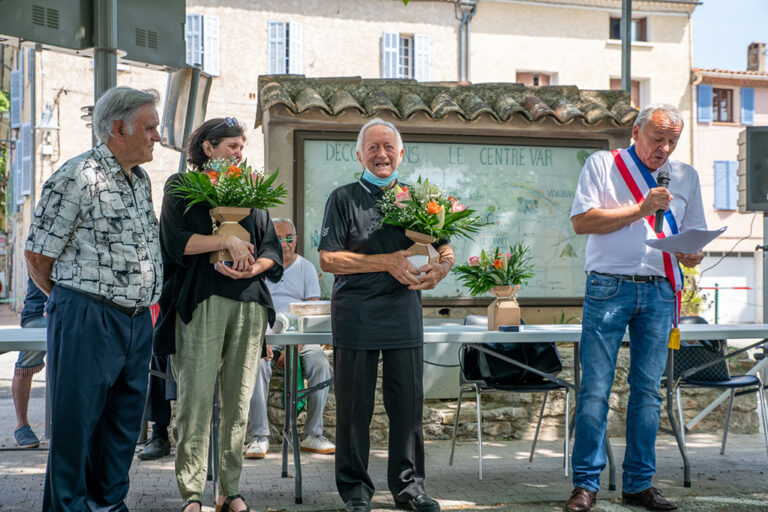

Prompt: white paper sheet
[{"left": 645, "top": 226, "right": 727, "bottom": 254}]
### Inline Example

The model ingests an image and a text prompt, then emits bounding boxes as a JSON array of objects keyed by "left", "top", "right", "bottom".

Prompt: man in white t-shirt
[
  {"left": 566, "top": 104, "right": 706, "bottom": 512},
  {"left": 245, "top": 218, "right": 335, "bottom": 458}
]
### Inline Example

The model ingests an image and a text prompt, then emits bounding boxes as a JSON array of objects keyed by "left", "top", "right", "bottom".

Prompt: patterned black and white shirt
[{"left": 26, "top": 143, "right": 163, "bottom": 308}]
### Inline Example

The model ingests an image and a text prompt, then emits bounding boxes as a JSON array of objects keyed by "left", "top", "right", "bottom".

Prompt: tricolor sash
[{"left": 611, "top": 147, "right": 684, "bottom": 332}]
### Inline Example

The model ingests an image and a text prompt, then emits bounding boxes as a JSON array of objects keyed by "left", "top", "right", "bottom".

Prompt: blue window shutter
[
  {"left": 727, "top": 160, "right": 739, "bottom": 210},
  {"left": 185, "top": 14, "right": 202, "bottom": 67},
  {"left": 268, "top": 21, "right": 287, "bottom": 74},
  {"left": 741, "top": 87, "right": 754, "bottom": 125},
  {"left": 698, "top": 84, "right": 713, "bottom": 123},
  {"left": 713, "top": 160, "right": 728, "bottom": 209},
  {"left": 20, "top": 123, "right": 33, "bottom": 196},
  {"left": 10, "top": 70, "right": 22, "bottom": 129}
]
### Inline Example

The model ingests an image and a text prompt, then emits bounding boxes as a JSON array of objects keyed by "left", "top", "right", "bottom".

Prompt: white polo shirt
[
  {"left": 265, "top": 254, "right": 321, "bottom": 313},
  {"left": 570, "top": 147, "right": 707, "bottom": 276}
]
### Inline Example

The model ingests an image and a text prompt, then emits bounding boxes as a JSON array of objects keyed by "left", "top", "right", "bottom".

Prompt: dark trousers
[
  {"left": 334, "top": 346, "right": 426, "bottom": 503},
  {"left": 144, "top": 355, "right": 176, "bottom": 428},
  {"left": 42, "top": 285, "right": 152, "bottom": 512}
]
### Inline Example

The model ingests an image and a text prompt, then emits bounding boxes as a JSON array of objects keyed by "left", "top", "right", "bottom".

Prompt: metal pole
[
  {"left": 714, "top": 282, "right": 719, "bottom": 324},
  {"left": 178, "top": 67, "right": 202, "bottom": 172},
  {"left": 764, "top": 213, "right": 768, "bottom": 324},
  {"left": 93, "top": 0, "right": 118, "bottom": 146},
  {"left": 621, "top": 0, "right": 632, "bottom": 93}
]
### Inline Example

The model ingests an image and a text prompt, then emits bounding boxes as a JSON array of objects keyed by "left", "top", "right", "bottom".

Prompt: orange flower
[
  {"left": 493, "top": 259, "right": 503, "bottom": 269},
  {"left": 227, "top": 165, "right": 242, "bottom": 177},
  {"left": 427, "top": 201, "right": 440, "bottom": 215},
  {"left": 204, "top": 170, "right": 219, "bottom": 184}
]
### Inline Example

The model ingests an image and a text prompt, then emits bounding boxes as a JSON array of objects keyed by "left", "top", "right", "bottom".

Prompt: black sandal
[
  {"left": 181, "top": 500, "right": 201, "bottom": 512},
  {"left": 220, "top": 494, "right": 252, "bottom": 512}
]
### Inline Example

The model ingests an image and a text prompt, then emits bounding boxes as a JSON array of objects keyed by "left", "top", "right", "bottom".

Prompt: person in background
[
  {"left": 155, "top": 117, "right": 282, "bottom": 512},
  {"left": 566, "top": 104, "right": 706, "bottom": 512},
  {"left": 7, "top": 277, "right": 47, "bottom": 448},
  {"left": 25, "top": 86, "right": 163, "bottom": 511},
  {"left": 319, "top": 118, "right": 454, "bottom": 512},
  {"left": 245, "top": 217, "right": 334, "bottom": 459}
]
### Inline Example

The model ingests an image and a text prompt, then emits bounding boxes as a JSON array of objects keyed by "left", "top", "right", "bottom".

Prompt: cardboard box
[{"left": 487, "top": 298, "right": 521, "bottom": 331}]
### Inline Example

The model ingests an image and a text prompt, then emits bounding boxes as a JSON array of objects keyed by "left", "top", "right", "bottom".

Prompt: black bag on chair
[
  {"left": 673, "top": 339, "right": 730, "bottom": 382},
  {"left": 460, "top": 341, "right": 562, "bottom": 386}
]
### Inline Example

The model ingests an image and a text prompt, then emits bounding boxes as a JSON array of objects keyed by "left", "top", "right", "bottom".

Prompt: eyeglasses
[
  {"left": 277, "top": 235, "right": 295, "bottom": 243},
  {"left": 209, "top": 117, "right": 239, "bottom": 133}
]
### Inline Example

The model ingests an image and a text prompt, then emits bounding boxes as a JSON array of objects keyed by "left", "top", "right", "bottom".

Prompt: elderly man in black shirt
[{"left": 319, "top": 118, "right": 454, "bottom": 512}]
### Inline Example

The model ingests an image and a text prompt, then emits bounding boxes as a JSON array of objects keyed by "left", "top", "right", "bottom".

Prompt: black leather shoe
[
  {"left": 622, "top": 487, "right": 678, "bottom": 511},
  {"left": 566, "top": 487, "right": 596, "bottom": 512},
  {"left": 395, "top": 494, "right": 441, "bottom": 512},
  {"left": 345, "top": 497, "right": 371, "bottom": 512},
  {"left": 137, "top": 436, "right": 171, "bottom": 460}
]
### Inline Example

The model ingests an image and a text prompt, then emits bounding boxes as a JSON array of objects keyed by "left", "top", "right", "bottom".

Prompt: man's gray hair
[
  {"left": 634, "top": 104, "right": 684, "bottom": 130},
  {"left": 92, "top": 86, "right": 160, "bottom": 143},
  {"left": 273, "top": 217, "right": 296, "bottom": 234},
  {"left": 356, "top": 118, "right": 403, "bottom": 157}
]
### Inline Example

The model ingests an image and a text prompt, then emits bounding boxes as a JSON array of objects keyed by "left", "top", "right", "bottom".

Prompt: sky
[{"left": 693, "top": 0, "right": 768, "bottom": 70}]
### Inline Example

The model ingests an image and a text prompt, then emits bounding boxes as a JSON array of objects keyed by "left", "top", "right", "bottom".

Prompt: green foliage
[
  {"left": 680, "top": 265, "right": 712, "bottom": 317},
  {"left": 452, "top": 243, "right": 535, "bottom": 296},
  {"left": 169, "top": 158, "right": 287, "bottom": 214},
  {"left": 553, "top": 310, "right": 581, "bottom": 324},
  {"left": 378, "top": 177, "right": 485, "bottom": 240},
  {"left": 0, "top": 90, "right": 8, "bottom": 113}
]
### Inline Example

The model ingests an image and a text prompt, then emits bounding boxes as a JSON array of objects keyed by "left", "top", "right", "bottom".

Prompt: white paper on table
[{"left": 644, "top": 226, "right": 727, "bottom": 254}]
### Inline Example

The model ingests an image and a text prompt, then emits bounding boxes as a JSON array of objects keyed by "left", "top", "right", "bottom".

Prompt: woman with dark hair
[{"left": 154, "top": 117, "right": 283, "bottom": 512}]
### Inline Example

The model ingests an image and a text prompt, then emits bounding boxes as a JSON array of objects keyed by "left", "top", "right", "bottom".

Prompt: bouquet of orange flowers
[
  {"left": 378, "top": 177, "right": 483, "bottom": 240},
  {"left": 170, "top": 157, "right": 287, "bottom": 214}
]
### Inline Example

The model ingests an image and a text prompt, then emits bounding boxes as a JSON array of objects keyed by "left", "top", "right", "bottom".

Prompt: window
[
  {"left": 713, "top": 161, "right": 738, "bottom": 211},
  {"left": 741, "top": 87, "right": 755, "bottom": 125},
  {"left": 516, "top": 72, "right": 550, "bottom": 87},
  {"left": 382, "top": 31, "right": 430, "bottom": 81},
  {"left": 610, "top": 78, "right": 641, "bottom": 108},
  {"left": 186, "top": 14, "right": 220, "bottom": 76},
  {"left": 712, "top": 88, "right": 733, "bottom": 122},
  {"left": 267, "top": 21, "right": 302, "bottom": 75},
  {"left": 399, "top": 36, "right": 413, "bottom": 79},
  {"left": 609, "top": 17, "right": 647, "bottom": 42}
]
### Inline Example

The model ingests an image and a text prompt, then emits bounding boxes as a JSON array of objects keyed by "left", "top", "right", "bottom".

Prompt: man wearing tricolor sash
[{"left": 565, "top": 105, "right": 706, "bottom": 512}]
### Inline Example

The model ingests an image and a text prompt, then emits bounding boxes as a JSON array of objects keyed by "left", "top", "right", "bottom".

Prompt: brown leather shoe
[
  {"left": 565, "top": 487, "right": 596, "bottom": 512},
  {"left": 622, "top": 487, "right": 678, "bottom": 510}
]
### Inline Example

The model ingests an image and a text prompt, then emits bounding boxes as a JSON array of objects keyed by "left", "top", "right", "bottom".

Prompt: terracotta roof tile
[{"left": 255, "top": 75, "right": 636, "bottom": 127}]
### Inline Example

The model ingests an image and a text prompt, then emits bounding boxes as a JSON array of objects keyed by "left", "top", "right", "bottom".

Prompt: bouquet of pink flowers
[
  {"left": 378, "top": 177, "right": 483, "bottom": 240},
  {"left": 169, "top": 157, "right": 287, "bottom": 214},
  {"left": 452, "top": 243, "right": 535, "bottom": 296}
]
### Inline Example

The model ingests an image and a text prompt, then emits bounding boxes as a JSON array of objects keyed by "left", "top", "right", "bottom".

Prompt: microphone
[{"left": 654, "top": 169, "right": 670, "bottom": 233}]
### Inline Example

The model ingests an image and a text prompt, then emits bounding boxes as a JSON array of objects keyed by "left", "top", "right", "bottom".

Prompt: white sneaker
[
  {"left": 300, "top": 435, "right": 335, "bottom": 454},
  {"left": 245, "top": 437, "right": 269, "bottom": 459}
]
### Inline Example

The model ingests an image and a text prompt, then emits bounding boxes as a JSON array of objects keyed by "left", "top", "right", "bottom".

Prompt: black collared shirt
[{"left": 319, "top": 178, "right": 430, "bottom": 350}]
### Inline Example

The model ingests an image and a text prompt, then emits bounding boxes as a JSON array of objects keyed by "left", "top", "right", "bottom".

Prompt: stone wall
[{"left": 263, "top": 348, "right": 762, "bottom": 444}]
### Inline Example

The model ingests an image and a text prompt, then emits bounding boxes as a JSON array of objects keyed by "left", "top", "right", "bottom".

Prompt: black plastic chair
[
  {"left": 448, "top": 316, "right": 571, "bottom": 479},
  {"left": 670, "top": 316, "right": 768, "bottom": 455}
]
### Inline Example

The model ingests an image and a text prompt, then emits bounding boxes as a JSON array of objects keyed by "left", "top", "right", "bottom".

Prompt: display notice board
[{"left": 298, "top": 133, "right": 605, "bottom": 302}]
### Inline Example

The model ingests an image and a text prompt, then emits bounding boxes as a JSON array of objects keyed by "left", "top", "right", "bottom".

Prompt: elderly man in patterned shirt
[{"left": 25, "top": 86, "right": 164, "bottom": 512}]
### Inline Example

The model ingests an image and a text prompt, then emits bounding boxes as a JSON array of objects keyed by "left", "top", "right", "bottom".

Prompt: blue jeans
[{"left": 571, "top": 273, "right": 675, "bottom": 494}]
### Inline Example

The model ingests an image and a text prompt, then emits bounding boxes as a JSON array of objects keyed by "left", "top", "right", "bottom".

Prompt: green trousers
[{"left": 172, "top": 295, "right": 267, "bottom": 501}]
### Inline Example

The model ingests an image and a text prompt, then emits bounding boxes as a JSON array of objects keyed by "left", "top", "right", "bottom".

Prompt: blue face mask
[{"left": 362, "top": 167, "right": 399, "bottom": 187}]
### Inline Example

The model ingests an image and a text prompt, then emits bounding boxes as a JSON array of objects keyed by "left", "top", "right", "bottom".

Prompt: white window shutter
[
  {"left": 288, "top": 22, "right": 302, "bottom": 74},
  {"left": 185, "top": 14, "right": 202, "bottom": 67},
  {"left": 268, "top": 21, "right": 287, "bottom": 74},
  {"left": 203, "top": 15, "right": 220, "bottom": 76},
  {"left": 20, "top": 123, "right": 33, "bottom": 196},
  {"left": 414, "top": 34, "right": 431, "bottom": 82},
  {"left": 382, "top": 31, "right": 399, "bottom": 78},
  {"left": 10, "top": 70, "right": 22, "bottom": 129}
]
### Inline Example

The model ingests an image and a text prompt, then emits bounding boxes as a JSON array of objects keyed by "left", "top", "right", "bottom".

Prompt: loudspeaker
[{"left": 738, "top": 126, "right": 768, "bottom": 212}]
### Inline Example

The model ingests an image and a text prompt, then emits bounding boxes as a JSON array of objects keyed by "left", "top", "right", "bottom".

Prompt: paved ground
[{"left": 1, "top": 305, "right": 768, "bottom": 511}]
